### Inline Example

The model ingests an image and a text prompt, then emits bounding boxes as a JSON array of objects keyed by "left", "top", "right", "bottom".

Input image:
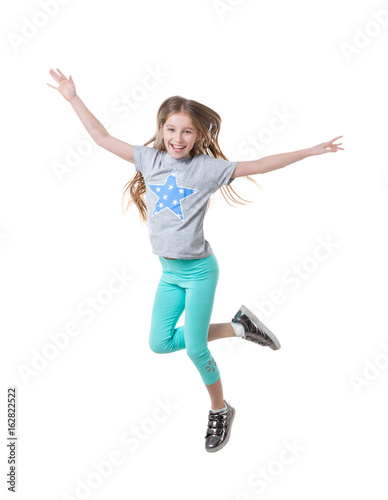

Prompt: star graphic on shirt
[{"left": 148, "top": 170, "right": 198, "bottom": 221}]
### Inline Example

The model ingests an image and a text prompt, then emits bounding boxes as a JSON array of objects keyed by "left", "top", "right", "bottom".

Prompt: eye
[{"left": 167, "top": 128, "right": 191, "bottom": 133}]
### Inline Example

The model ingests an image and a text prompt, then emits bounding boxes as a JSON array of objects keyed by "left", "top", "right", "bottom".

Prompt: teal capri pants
[{"left": 149, "top": 252, "right": 220, "bottom": 386}]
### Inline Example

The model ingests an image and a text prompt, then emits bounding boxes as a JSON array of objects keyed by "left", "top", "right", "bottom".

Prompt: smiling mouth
[{"left": 171, "top": 144, "right": 186, "bottom": 152}]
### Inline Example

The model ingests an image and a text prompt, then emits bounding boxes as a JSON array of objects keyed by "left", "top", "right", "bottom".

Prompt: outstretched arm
[
  {"left": 47, "top": 68, "right": 134, "bottom": 163},
  {"left": 231, "top": 136, "right": 344, "bottom": 178}
]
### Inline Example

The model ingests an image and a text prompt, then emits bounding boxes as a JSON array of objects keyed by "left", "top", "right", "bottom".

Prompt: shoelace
[
  {"left": 240, "top": 314, "right": 270, "bottom": 345},
  {"left": 245, "top": 333, "right": 268, "bottom": 346},
  {"left": 205, "top": 411, "right": 228, "bottom": 437}
]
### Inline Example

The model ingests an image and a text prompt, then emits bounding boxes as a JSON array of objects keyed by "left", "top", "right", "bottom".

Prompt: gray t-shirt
[{"left": 133, "top": 145, "right": 238, "bottom": 259}]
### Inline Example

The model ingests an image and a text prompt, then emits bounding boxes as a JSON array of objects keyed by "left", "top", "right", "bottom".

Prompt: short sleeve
[
  {"left": 133, "top": 145, "right": 145, "bottom": 174},
  {"left": 133, "top": 145, "right": 161, "bottom": 176},
  {"left": 204, "top": 155, "right": 238, "bottom": 189}
]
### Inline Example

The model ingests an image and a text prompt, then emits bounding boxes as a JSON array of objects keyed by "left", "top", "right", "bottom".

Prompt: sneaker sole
[
  {"left": 206, "top": 407, "right": 236, "bottom": 453},
  {"left": 239, "top": 304, "right": 281, "bottom": 350}
]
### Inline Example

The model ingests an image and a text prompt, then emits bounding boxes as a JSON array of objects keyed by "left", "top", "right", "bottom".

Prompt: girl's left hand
[{"left": 310, "top": 136, "right": 344, "bottom": 155}]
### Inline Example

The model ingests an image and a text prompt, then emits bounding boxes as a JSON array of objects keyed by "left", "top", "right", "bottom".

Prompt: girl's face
[{"left": 160, "top": 112, "right": 202, "bottom": 159}]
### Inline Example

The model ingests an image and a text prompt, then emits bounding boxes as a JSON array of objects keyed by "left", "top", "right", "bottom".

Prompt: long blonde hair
[{"left": 122, "top": 95, "right": 263, "bottom": 225}]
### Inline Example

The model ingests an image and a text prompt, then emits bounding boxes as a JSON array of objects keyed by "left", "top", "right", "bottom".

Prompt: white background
[{"left": 1, "top": 0, "right": 388, "bottom": 499}]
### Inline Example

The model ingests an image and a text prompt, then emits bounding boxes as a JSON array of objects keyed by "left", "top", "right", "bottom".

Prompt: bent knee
[
  {"left": 149, "top": 339, "right": 164, "bottom": 354},
  {"left": 149, "top": 334, "right": 171, "bottom": 354}
]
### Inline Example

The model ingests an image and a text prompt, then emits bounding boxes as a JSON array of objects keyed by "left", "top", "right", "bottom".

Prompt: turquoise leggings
[{"left": 149, "top": 253, "right": 220, "bottom": 386}]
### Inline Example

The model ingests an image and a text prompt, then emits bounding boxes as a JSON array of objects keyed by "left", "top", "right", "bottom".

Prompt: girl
[{"left": 47, "top": 68, "right": 344, "bottom": 453}]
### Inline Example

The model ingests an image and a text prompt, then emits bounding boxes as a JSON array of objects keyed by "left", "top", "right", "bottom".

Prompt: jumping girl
[{"left": 47, "top": 68, "right": 344, "bottom": 453}]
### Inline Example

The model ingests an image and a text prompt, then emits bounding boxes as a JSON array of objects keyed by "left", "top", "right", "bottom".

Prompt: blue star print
[{"left": 148, "top": 170, "right": 198, "bottom": 221}]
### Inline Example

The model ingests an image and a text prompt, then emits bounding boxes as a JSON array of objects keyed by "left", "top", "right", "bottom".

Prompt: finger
[
  {"left": 47, "top": 83, "right": 58, "bottom": 89},
  {"left": 56, "top": 68, "right": 67, "bottom": 79},
  {"left": 49, "top": 69, "right": 61, "bottom": 83}
]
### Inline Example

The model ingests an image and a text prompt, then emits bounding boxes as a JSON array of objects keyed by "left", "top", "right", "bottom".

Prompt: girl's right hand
[{"left": 47, "top": 68, "right": 77, "bottom": 102}]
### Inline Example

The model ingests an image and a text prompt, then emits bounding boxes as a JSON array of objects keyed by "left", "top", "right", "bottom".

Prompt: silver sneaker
[
  {"left": 232, "top": 304, "right": 281, "bottom": 350},
  {"left": 205, "top": 400, "right": 236, "bottom": 453}
]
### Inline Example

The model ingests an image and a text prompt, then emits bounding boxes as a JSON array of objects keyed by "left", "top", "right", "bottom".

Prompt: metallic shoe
[
  {"left": 232, "top": 304, "right": 281, "bottom": 350},
  {"left": 205, "top": 400, "right": 236, "bottom": 453}
]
